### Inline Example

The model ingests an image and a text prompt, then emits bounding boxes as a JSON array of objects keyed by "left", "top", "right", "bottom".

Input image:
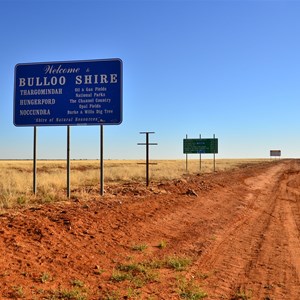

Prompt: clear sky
[{"left": 1, "top": 0, "right": 300, "bottom": 159}]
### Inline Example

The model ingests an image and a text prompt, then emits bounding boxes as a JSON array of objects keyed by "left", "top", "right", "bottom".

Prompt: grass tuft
[
  {"left": 131, "top": 243, "right": 148, "bottom": 252},
  {"left": 157, "top": 240, "right": 167, "bottom": 249},
  {"left": 177, "top": 277, "right": 207, "bottom": 299},
  {"left": 166, "top": 256, "right": 192, "bottom": 271}
]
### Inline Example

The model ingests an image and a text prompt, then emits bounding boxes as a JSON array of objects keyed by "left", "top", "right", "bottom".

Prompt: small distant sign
[
  {"left": 14, "top": 59, "right": 122, "bottom": 126},
  {"left": 183, "top": 138, "right": 218, "bottom": 154},
  {"left": 270, "top": 150, "right": 281, "bottom": 157}
]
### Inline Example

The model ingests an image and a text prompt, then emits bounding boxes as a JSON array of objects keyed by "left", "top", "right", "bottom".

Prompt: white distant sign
[{"left": 270, "top": 150, "right": 281, "bottom": 157}]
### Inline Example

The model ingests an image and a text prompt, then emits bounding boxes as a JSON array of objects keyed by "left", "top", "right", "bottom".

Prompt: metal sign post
[
  {"left": 138, "top": 132, "right": 157, "bottom": 186},
  {"left": 67, "top": 126, "right": 71, "bottom": 198},
  {"left": 199, "top": 134, "right": 202, "bottom": 172},
  {"left": 213, "top": 134, "right": 216, "bottom": 172},
  {"left": 186, "top": 134, "right": 188, "bottom": 172},
  {"left": 100, "top": 125, "right": 104, "bottom": 196},
  {"left": 33, "top": 126, "right": 37, "bottom": 194}
]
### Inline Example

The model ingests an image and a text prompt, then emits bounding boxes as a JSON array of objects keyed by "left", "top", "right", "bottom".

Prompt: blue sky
[{"left": 1, "top": 0, "right": 300, "bottom": 159}]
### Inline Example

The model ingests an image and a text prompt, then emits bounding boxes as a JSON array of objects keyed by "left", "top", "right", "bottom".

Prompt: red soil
[{"left": 1, "top": 159, "right": 300, "bottom": 299}]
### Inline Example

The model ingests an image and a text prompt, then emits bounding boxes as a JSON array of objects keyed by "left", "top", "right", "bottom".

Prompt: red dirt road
[{"left": 0, "top": 160, "right": 300, "bottom": 299}]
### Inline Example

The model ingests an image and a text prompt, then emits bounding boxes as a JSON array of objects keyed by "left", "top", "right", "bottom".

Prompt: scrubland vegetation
[{"left": 0, "top": 159, "right": 267, "bottom": 209}]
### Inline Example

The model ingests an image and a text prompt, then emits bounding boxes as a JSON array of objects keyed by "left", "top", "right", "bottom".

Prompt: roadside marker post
[{"left": 138, "top": 132, "right": 157, "bottom": 186}]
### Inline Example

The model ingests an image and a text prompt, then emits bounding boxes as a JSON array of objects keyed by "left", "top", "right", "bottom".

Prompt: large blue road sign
[{"left": 14, "top": 59, "right": 122, "bottom": 126}]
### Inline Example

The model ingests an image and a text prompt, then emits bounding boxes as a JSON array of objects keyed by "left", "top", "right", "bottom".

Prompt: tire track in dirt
[
  {"left": 189, "top": 161, "right": 300, "bottom": 299},
  {"left": 240, "top": 162, "right": 300, "bottom": 300},
  {"left": 278, "top": 166, "right": 300, "bottom": 294}
]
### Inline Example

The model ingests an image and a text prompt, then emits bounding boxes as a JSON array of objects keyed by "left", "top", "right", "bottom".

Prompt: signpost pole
[
  {"left": 67, "top": 126, "right": 71, "bottom": 198},
  {"left": 33, "top": 126, "right": 37, "bottom": 195},
  {"left": 146, "top": 132, "right": 149, "bottom": 186},
  {"left": 100, "top": 125, "right": 104, "bottom": 196},
  {"left": 199, "top": 134, "right": 202, "bottom": 172},
  {"left": 213, "top": 134, "right": 216, "bottom": 172},
  {"left": 186, "top": 134, "right": 188, "bottom": 172}
]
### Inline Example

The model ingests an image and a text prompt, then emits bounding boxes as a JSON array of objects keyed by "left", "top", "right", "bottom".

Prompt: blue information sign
[{"left": 14, "top": 59, "right": 122, "bottom": 126}]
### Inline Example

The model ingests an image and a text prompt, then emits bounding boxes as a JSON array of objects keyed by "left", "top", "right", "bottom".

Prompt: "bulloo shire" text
[{"left": 18, "top": 74, "right": 118, "bottom": 87}]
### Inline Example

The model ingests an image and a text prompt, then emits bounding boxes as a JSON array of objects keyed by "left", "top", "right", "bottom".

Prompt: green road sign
[{"left": 183, "top": 138, "right": 218, "bottom": 154}]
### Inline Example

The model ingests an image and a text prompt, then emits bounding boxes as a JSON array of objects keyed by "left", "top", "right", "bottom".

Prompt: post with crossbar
[{"left": 138, "top": 132, "right": 157, "bottom": 186}]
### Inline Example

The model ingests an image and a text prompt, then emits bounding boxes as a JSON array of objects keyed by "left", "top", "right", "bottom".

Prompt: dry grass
[{"left": 0, "top": 159, "right": 268, "bottom": 210}]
